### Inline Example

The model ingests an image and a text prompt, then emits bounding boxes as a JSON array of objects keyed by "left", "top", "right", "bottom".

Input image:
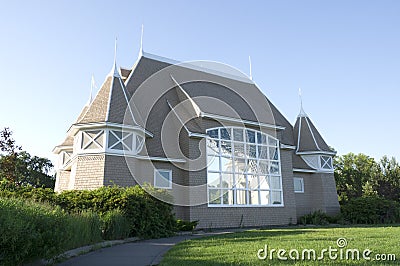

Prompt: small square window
[
  {"left": 154, "top": 169, "right": 172, "bottom": 189},
  {"left": 293, "top": 177, "right": 304, "bottom": 193}
]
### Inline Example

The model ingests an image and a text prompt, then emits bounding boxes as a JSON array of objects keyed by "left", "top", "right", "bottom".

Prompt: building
[{"left": 53, "top": 45, "right": 340, "bottom": 228}]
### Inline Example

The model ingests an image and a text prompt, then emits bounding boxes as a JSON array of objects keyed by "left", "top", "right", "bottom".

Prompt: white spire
[
  {"left": 298, "top": 88, "right": 307, "bottom": 117},
  {"left": 139, "top": 24, "right": 144, "bottom": 56},
  {"left": 86, "top": 75, "right": 96, "bottom": 105},
  {"left": 248, "top": 55, "right": 253, "bottom": 80},
  {"left": 110, "top": 37, "right": 121, "bottom": 78}
]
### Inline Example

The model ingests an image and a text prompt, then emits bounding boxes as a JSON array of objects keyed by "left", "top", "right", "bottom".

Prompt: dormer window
[{"left": 320, "top": 155, "right": 333, "bottom": 170}]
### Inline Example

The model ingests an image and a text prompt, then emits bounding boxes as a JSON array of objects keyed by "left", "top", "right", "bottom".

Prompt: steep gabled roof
[
  {"left": 76, "top": 61, "right": 141, "bottom": 126},
  {"left": 293, "top": 107, "right": 333, "bottom": 154}
]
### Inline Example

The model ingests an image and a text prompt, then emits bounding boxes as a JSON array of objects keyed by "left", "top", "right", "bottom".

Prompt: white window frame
[
  {"left": 154, "top": 169, "right": 172, "bottom": 189},
  {"left": 206, "top": 127, "right": 284, "bottom": 207},
  {"left": 293, "top": 177, "right": 304, "bottom": 193}
]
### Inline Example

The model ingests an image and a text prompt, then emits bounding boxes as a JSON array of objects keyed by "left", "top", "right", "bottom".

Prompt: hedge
[
  {"left": 0, "top": 181, "right": 176, "bottom": 238},
  {"left": 0, "top": 197, "right": 102, "bottom": 265}
]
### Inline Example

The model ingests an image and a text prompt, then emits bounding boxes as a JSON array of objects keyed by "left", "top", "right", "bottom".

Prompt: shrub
[
  {"left": 176, "top": 220, "right": 198, "bottom": 231},
  {"left": 0, "top": 197, "right": 102, "bottom": 265},
  {"left": 101, "top": 210, "right": 131, "bottom": 240},
  {"left": 341, "top": 196, "right": 400, "bottom": 224},
  {"left": 299, "top": 210, "right": 330, "bottom": 225}
]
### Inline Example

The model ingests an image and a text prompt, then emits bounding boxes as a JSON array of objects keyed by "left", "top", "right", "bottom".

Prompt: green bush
[
  {"left": 299, "top": 210, "right": 330, "bottom": 225},
  {"left": 0, "top": 197, "right": 102, "bottom": 265},
  {"left": 0, "top": 182, "right": 176, "bottom": 239},
  {"left": 101, "top": 210, "right": 131, "bottom": 240},
  {"left": 176, "top": 220, "right": 198, "bottom": 231},
  {"left": 341, "top": 196, "right": 400, "bottom": 224}
]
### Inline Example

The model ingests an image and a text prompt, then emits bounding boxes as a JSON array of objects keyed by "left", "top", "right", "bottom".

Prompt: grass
[{"left": 160, "top": 225, "right": 400, "bottom": 265}]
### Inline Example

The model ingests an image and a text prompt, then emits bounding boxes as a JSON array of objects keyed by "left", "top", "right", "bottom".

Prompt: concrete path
[{"left": 57, "top": 230, "right": 244, "bottom": 266}]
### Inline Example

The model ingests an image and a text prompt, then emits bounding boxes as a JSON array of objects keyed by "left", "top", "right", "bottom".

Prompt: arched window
[{"left": 206, "top": 127, "right": 283, "bottom": 206}]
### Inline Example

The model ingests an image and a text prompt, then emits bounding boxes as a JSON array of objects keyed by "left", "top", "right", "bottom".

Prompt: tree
[
  {"left": 376, "top": 156, "right": 400, "bottom": 201},
  {"left": 0, "top": 127, "right": 22, "bottom": 183},
  {"left": 0, "top": 128, "right": 55, "bottom": 188},
  {"left": 334, "top": 153, "right": 380, "bottom": 203}
]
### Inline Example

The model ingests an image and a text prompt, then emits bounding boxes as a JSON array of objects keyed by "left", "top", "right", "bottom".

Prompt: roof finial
[
  {"left": 248, "top": 55, "right": 253, "bottom": 80},
  {"left": 139, "top": 24, "right": 144, "bottom": 56},
  {"left": 86, "top": 74, "right": 96, "bottom": 105},
  {"left": 111, "top": 37, "right": 120, "bottom": 77},
  {"left": 298, "top": 88, "right": 307, "bottom": 117}
]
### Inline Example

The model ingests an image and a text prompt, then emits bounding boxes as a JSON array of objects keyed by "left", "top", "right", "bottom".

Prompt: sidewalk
[{"left": 57, "top": 229, "right": 245, "bottom": 266}]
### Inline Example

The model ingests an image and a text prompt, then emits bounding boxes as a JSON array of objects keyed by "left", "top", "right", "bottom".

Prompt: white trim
[
  {"left": 106, "top": 75, "right": 115, "bottom": 121},
  {"left": 118, "top": 78, "right": 139, "bottom": 125},
  {"left": 296, "top": 151, "right": 337, "bottom": 156},
  {"left": 293, "top": 168, "right": 317, "bottom": 173},
  {"left": 188, "top": 132, "right": 208, "bottom": 138},
  {"left": 293, "top": 177, "right": 304, "bottom": 193},
  {"left": 141, "top": 51, "right": 255, "bottom": 84},
  {"left": 304, "top": 116, "right": 321, "bottom": 151},
  {"left": 60, "top": 151, "right": 186, "bottom": 171},
  {"left": 170, "top": 74, "right": 201, "bottom": 117},
  {"left": 154, "top": 169, "right": 172, "bottom": 189},
  {"left": 69, "top": 122, "right": 153, "bottom": 138},
  {"left": 200, "top": 112, "right": 285, "bottom": 131},
  {"left": 296, "top": 116, "right": 302, "bottom": 153},
  {"left": 280, "top": 144, "right": 296, "bottom": 150},
  {"left": 166, "top": 100, "right": 191, "bottom": 135}
]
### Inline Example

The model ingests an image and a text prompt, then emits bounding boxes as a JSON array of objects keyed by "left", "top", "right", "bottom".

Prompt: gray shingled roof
[
  {"left": 294, "top": 114, "right": 333, "bottom": 153},
  {"left": 124, "top": 55, "right": 295, "bottom": 145}
]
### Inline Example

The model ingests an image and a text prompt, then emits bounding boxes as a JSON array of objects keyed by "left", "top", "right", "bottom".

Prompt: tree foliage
[
  {"left": 0, "top": 127, "right": 54, "bottom": 188},
  {"left": 335, "top": 152, "right": 400, "bottom": 203}
]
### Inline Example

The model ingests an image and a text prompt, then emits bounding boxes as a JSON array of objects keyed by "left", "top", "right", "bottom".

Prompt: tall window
[{"left": 206, "top": 127, "right": 283, "bottom": 206}]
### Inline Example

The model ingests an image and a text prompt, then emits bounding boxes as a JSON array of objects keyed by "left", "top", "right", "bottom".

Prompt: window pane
[
  {"left": 221, "top": 157, "right": 233, "bottom": 172},
  {"left": 270, "top": 161, "right": 280, "bottom": 174},
  {"left": 207, "top": 129, "right": 219, "bottom": 139},
  {"left": 222, "top": 189, "right": 234, "bottom": 205},
  {"left": 269, "top": 147, "right": 278, "bottom": 160},
  {"left": 207, "top": 139, "right": 219, "bottom": 156},
  {"left": 259, "top": 161, "right": 269, "bottom": 175},
  {"left": 260, "top": 190, "right": 270, "bottom": 205},
  {"left": 233, "top": 128, "right": 243, "bottom": 141},
  {"left": 247, "top": 159, "right": 257, "bottom": 174},
  {"left": 221, "top": 173, "right": 234, "bottom": 188},
  {"left": 209, "top": 189, "right": 221, "bottom": 204},
  {"left": 271, "top": 191, "right": 282, "bottom": 204},
  {"left": 220, "top": 128, "right": 231, "bottom": 140},
  {"left": 270, "top": 175, "right": 281, "bottom": 189},
  {"left": 258, "top": 145, "right": 268, "bottom": 159},
  {"left": 234, "top": 158, "right": 246, "bottom": 173},
  {"left": 221, "top": 141, "right": 232, "bottom": 156},
  {"left": 235, "top": 174, "right": 246, "bottom": 188},
  {"left": 249, "top": 190, "right": 260, "bottom": 205},
  {"left": 268, "top": 137, "right": 278, "bottom": 146},
  {"left": 112, "top": 130, "right": 122, "bottom": 139},
  {"left": 246, "top": 130, "right": 255, "bottom": 143},
  {"left": 155, "top": 170, "right": 171, "bottom": 188},
  {"left": 108, "top": 132, "right": 119, "bottom": 148},
  {"left": 122, "top": 134, "right": 133, "bottom": 150},
  {"left": 248, "top": 174, "right": 259, "bottom": 189},
  {"left": 233, "top": 143, "right": 245, "bottom": 158},
  {"left": 246, "top": 144, "right": 257, "bottom": 158},
  {"left": 259, "top": 176, "right": 269, "bottom": 189},
  {"left": 294, "top": 178, "right": 304, "bottom": 192},
  {"left": 236, "top": 190, "right": 247, "bottom": 205},
  {"left": 208, "top": 156, "right": 219, "bottom": 172},
  {"left": 207, "top": 172, "right": 220, "bottom": 188}
]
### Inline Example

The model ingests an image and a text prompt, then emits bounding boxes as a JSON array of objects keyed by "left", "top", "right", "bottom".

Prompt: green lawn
[{"left": 160, "top": 226, "right": 400, "bottom": 265}]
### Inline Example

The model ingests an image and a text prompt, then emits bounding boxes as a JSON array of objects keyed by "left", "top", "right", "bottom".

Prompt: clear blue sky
[{"left": 1, "top": 0, "right": 399, "bottom": 164}]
